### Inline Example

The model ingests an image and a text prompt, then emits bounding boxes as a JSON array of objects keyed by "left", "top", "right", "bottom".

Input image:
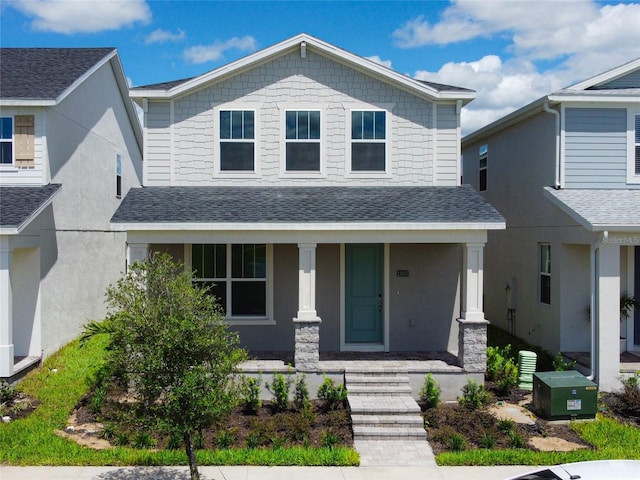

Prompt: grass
[{"left": 0, "top": 335, "right": 358, "bottom": 467}]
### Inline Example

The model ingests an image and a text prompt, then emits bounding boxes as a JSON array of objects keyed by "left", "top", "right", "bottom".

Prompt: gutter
[
  {"left": 588, "top": 230, "right": 608, "bottom": 381},
  {"left": 543, "top": 101, "right": 561, "bottom": 188}
]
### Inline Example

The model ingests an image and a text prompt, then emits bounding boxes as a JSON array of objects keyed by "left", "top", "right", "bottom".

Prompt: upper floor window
[
  {"left": 192, "top": 243, "right": 268, "bottom": 319},
  {"left": 115, "top": 153, "right": 122, "bottom": 198},
  {"left": 351, "top": 110, "right": 386, "bottom": 171},
  {"left": 628, "top": 111, "right": 640, "bottom": 184},
  {"left": 220, "top": 110, "right": 255, "bottom": 171},
  {"left": 285, "top": 110, "right": 320, "bottom": 171},
  {"left": 635, "top": 114, "right": 640, "bottom": 175},
  {"left": 0, "top": 117, "right": 13, "bottom": 165},
  {"left": 479, "top": 144, "right": 488, "bottom": 192},
  {"left": 539, "top": 243, "right": 551, "bottom": 305}
]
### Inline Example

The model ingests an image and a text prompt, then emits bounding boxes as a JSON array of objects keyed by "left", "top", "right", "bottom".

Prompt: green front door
[{"left": 345, "top": 244, "right": 383, "bottom": 344}]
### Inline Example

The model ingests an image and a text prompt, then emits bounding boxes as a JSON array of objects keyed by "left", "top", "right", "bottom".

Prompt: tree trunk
[{"left": 184, "top": 431, "right": 200, "bottom": 480}]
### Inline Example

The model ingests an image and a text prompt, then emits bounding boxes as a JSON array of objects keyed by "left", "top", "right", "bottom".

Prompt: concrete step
[
  {"left": 346, "top": 384, "right": 413, "bottom": 396},
  {"left": 348, "top": 395, "right": 421, "bottom": 415},
  {"left": 345, "top": 374, "right": 411, "bottom": 385},
  {"left": 353, "top": 425, "right": 427, "bottom": 440},
  {"left": 351, "top": 414, "right": 424, "bottom": 427}
]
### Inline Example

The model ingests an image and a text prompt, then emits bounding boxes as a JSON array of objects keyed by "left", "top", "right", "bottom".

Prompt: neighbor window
[
  {"left": 351, "top": 110, "right": 386, "bottom": 171},
  {"left": 285, "top": 110, "right": 320, "bottom": 171},
  {"left": 635, "top": 114, "right": 640, "bottom": 175},
  {"left": 192, "top": 244, "right": 267, "bottom": 317},
  {"left": 115, "top": 153, "right": 122, "bottom": 198},
  {"left": 479, "top": 144, "right": 488, "bottom": 192},
  {"left": 540, "top": 244, "right": 551, "bottom": 305},
  {"left": 0, "top": 117, "right": 13, "bottom": 165},
  {"left": 220, "top": 110, "right": 255, "bottom": 171}
]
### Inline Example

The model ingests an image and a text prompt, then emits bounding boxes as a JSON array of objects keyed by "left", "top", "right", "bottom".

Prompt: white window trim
[
  {"left": 539, "top": 243, "right": 551, "bottom": 306},
  {"left": 213, "top": 105, "right": 261, "bottom": 179},
  {"left": 0, "top": 116, "right": 15, "bottom": 169},
  {"left": 185, "top": 243, "right": 274, "bottom": 325},
  {"left": 627, "top": 109, "right": 640, "bottom": 185},
  {"left": 345, "top": 108, "right": 393, "bottom": 179},
  {"left": 279, "top": 105, "right": 326, "bottom": 178}
]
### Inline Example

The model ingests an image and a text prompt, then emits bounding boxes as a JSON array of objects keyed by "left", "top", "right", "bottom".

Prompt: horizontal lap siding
[
  {"left": 145, "top": 102, "right": 171, "bottom": 185},
  {"left": 593, "top": 70, "right": 640, "bottom": 89},
  {"left": 564, "top": 108, "right": 628, "bottom": 188}
]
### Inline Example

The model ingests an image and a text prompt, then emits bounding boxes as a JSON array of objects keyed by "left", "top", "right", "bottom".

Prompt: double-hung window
[
  {"left": 539, "top": 243, "right": 551, "bottom": 305},
  {"left": 628, "top": 110, "right": 640, "bottom": 184},
  {"left": 220, "top": 110, "right": 255, "bottom": 171},
  {"left": 115, "top": 153, "right": 122, "bottom": 198},
  {"left": 0, "top": 117, "right": 13, "bottom": 165},
  {"left": 634, "top": 113, "right": 640, "bottom": 176},
  {"left": 192, "top": 244, "right": 267, "bottom": 318},
  {"left": 285, "top": 110, "right": 320, "bottom": 171},
  {"left": 479, "top": 144, "right": 488, "bottom": 192},
  {"left": 351, "top": 110, "right": 386, "bottom": 171}
]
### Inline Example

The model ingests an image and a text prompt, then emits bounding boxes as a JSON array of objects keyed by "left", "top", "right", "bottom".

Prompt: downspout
[
  {"left": 543, "top": 101, "right": 561, "bottom": 189},
  {"left": 588, "top": 231, "right": 608, "bottom": 381}
]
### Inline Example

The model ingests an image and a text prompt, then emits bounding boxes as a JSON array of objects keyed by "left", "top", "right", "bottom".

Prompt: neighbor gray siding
[
  {"left": 592, "top": 69, "right": 640, "bottom": 89},
  {"left": 564, "top": 107, "right": 630, "bottom": 188}
]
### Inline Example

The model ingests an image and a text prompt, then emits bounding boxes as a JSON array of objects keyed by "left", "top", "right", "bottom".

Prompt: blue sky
[{"left": 2, "top": 0, "right": 640, "bottom": 133}]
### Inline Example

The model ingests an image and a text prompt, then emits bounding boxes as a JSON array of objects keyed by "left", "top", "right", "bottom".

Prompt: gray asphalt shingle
[
  {"left": 0, "top": 48, "right": 114, "bottom": 100},
  {"left": 111, "top": 185, "right": 504, "bottom": 225},
  {"left": 0, "top": 184, "right": 61, "bottom": 228}
]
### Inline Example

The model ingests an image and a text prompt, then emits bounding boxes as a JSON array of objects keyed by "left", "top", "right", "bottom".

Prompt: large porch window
[{"left": 192, "top": 244, "right": 267, "bottom": 318}]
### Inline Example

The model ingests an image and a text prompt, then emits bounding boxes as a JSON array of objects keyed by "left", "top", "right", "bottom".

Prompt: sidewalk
[{"left": 0, "top": 465, "right": 536, "bottom": 480}]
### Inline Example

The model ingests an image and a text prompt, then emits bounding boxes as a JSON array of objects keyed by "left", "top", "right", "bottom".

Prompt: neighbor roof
[
  {"left": 130, "top": 33, "right": 475, "bottom": 104},
  {"left": 544, "top": 188, "right": 640, "bottom": 232},
  {"left": 111, "top": 185, "right": 504, "bottom": 230},
  {"left": 0, "top": 184, "right": 61, "bottom": 234},
  {"left": 0, "top": 48, "right": 115, "bottom": 100}
]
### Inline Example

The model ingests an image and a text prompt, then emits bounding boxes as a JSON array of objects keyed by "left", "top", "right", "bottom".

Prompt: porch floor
[
  {"left": 564, "top": 351, "right": 640, "bottom": 373},
  {"left": 240, "top": 351, "right": 462, "bottom": 374}
]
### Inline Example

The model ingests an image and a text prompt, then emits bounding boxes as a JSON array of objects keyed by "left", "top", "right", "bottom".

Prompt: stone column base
[
  {"left": 457, "top": 318, "right": 489, "bottom": 373},
  {"left": 294, "top": 318, "right": 321, "bottom": 372}
]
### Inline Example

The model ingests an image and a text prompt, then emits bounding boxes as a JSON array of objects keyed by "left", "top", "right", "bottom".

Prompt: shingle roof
[
  {"left": 0, "top": 48, "right": 114, "bottom": 99},
  {"left": 111, "top": 185, "right": 504, "bottom": 226},
  {"left": 544, "top": 188, "right": 640, "bottom": 231},
  {"left": 0, "top": 184, "right": 61, "bottom": 229}
]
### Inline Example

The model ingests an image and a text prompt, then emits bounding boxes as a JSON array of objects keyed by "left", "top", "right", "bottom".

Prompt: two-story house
[
  {"left": 112, "top": 34, "right": 504, "bottom": 383},
  {"left": 0, "top": 48, "right": 143, "bottom": 378},
  {"left": 462, "top": 58, "right": 640, "bottom": 391}
]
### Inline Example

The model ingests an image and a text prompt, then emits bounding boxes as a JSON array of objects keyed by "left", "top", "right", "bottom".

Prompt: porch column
[
  {"left": 0, "top": 237, "right": 14, "bottom": 377},
  {"left": 595, "top": 242, "right": 621, "bottom": 392},
  {"left": 127, "top": 243, "right": 148, "bottom": 266},
  {"left": 294, "top": 243, "right": 322, "bottom": 372},
  {"left": 457, "top": 242, "right": 489, "bottom": 372}
]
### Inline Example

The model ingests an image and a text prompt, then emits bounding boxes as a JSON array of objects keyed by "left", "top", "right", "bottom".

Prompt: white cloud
[
  {"left": 398, "top": 1, "right": 640, "bottom": 134},
  {"left": 8, "top": 0, "right": 151, "bottom": 34},
  {"left": 184, "top": 36, "right": 257, "bottom": 64},
  {"left": 366, "top": 55, "right": 393, "bottom": 69},
  {"left": 145, "top": 28, "right": 185, "bottom": 45}
]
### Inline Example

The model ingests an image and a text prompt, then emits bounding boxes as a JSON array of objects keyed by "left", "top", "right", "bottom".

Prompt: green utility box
[{"left": 533, "top": 371, "right": 598, "bottom": 420}]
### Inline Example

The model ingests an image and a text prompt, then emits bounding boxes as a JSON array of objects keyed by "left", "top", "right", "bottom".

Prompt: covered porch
[{"left": 111, "top": 185, "right": 505, "bottom": 379}]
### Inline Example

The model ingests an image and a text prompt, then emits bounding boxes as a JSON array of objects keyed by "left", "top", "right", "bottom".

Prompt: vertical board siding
[
  {"left": 145, "top": 102, "right": 171, "bottom": 185},
  {"left": 145, "top": 50, "right": 439, "bottom": 186},
  {"left": 591, "top": 69, "right": 640, "bottom": 89},
  {"left": 436, "top": 104, "right": 459, "bottom": 186},
  {"left": 564, "top": 108, "right": 632, "bottom": 188}
]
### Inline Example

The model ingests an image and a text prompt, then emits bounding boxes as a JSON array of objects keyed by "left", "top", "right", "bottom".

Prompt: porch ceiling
[{"left": 111, "top": 185, "right": 505, "bottom": 232}]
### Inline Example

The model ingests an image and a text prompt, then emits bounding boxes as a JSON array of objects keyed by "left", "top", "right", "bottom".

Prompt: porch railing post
[{"left": 294, "top": 243, "right": 321, "bottom": 371}]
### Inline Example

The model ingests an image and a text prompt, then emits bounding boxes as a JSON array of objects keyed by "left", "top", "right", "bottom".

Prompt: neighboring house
[
  {"left": 112, "top": 34, "right": 504, "bottom": 374},
  {"left": 0, "top": 48, "right": 143, "bottom": 378},
  {"left": 462, "top": 58, "right": 640, "bottom": 391}
]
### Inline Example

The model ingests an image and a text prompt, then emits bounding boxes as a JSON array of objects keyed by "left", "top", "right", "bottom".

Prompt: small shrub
[
  {"left": 498, "top": 418, "right": 515, "bottom": 432},
  {"left": 446, "top": 432, "right": 466, "bottom": 451},
  {"left": 553, "top": 352, "right": 576, "bottom": 371},
  {"left": 509, "top": 430, "right": 525, "bottom": 448},
  {"left": 317, "top": 376, "right": 347, "bottom": 411},
  {"left": 166, "top": 432, "right": 182, "bottom": 450},
  {"left": 294, "top": 374, "right": 311, "bottom": 411},
  {"left": 133, "top": 431, "right": 155, "bottom": 449},
  {"left": 267, "top": 373, "right": 292, "bottom": 412},
  {"left": 620, "top": 374, "right": 640, "bottom": 412},
  {"left": 115, "top": 433, "right": 130, "bottom": 446},
  {"left": 486, "top": 345, "right": 512, "bottom": 381},
  {"left": 496, "top": 360, "right": 519, "bottom": 395},
  {"left": 458, "top": 379, "right": 491, "bottom": 410},
  {"left": 239, "top": 375, "right": 262, "bottom": 414},
  {"left": 101, "top": 424, "right": 116, "bottom": 441},
  {"left": 284, "top": 407, "right": 316, "bottom": 442},
  {"left": 90, "top": 387, "right": 107, "bottom": 414},
  {"left": 0, "top": 381, "right": 18, "bottom": 404},
  {"left": 270, "top": 435, "right": 285, "bottom": 450},
  {"left": 321, "top": 429, "right": 340, "bottom": 449},
  {"left": 419, "top": 373, "right": 441, "bottom": 409},
  {"left": 481, "top": 433, "right": 496, "bottom": 448},
  {"left": 246, "top": 432, "right": 264, "bottom": 449},
  {"left": 216, "top": 430, "right": 236, "bottom": 449}
]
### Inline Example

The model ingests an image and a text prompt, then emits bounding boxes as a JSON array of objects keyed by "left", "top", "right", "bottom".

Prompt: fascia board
[
  {"left": 55, "top": 49, "right": 117, "bottom": 105},
  {"left": 108, "top": 54, "right": 144, "bottom": 152},
  {"left": 0, "top": 99, "right": 56, "bottom": 106},
  {"left": 111, "top": 221, "right": 505, "bottom": 232},
  {"left": 548, "top": 94, "right": 640, "bottom": 104}
]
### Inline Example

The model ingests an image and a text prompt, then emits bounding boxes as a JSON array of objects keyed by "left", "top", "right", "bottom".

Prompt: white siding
[
  {"left": 145, "top": 50, "right": 438, "bottom": 186},
  {"left": 435, "top": 104, "right": 459, "bottom": 186}
]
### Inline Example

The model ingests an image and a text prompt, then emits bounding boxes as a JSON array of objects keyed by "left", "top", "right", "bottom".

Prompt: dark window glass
[
  {"left": 0, "top": 118, "right": 12, "bottom": 139},
  {"left": 220, "top": 111, "right": 254, "bottom": 171},
  {"left": 374, "top": 111, "right": 385, "bottom": 139},
  {"left": 232, "top": 281, "right": 266, "bottom": 316},
  {"left": 220, "top": 111, "right": 231, "bottom": 139},
  {"left": 286, "top": 111, "right": 297, "bottom": 139},
  {"left": 309, "top": 111, "right": 320, "bottom": 139},
  {"left": 352, "top": 144, "right": 385, "bottom": 171},
  {"left": 232, "top": 244, "right": 266, "bottom": 278},
  {"left": 196, "top": 281, "right": 227, "bottom": 315},
  {"left": 220, "top": 143, "right": 254, "bottom": 170},
  {"left": 0, "top": 142, "right": 12, "bottom": 164},
  {"left": 479, "top": 168, "right": 487, "bottom": 191},
  {"left": 286, "top": 143, "right": 320, "bottom": 171},
  {"left": 540, "top": 275, "right": 551, "bottom": 305}
]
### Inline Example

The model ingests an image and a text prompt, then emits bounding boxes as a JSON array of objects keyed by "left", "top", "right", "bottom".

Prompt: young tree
[{"left": 90, "top": 253, "right": 246, "bottom": 480}]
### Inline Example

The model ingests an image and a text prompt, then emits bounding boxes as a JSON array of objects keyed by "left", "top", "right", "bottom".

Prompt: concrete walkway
[{"left": 0, "top": 465, "right": 538, "bottom": 480}]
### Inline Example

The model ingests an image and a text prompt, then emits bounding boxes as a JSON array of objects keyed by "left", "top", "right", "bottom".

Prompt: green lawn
[{"left": 0, "top": 335, "right": 358, "bottom": 467}]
